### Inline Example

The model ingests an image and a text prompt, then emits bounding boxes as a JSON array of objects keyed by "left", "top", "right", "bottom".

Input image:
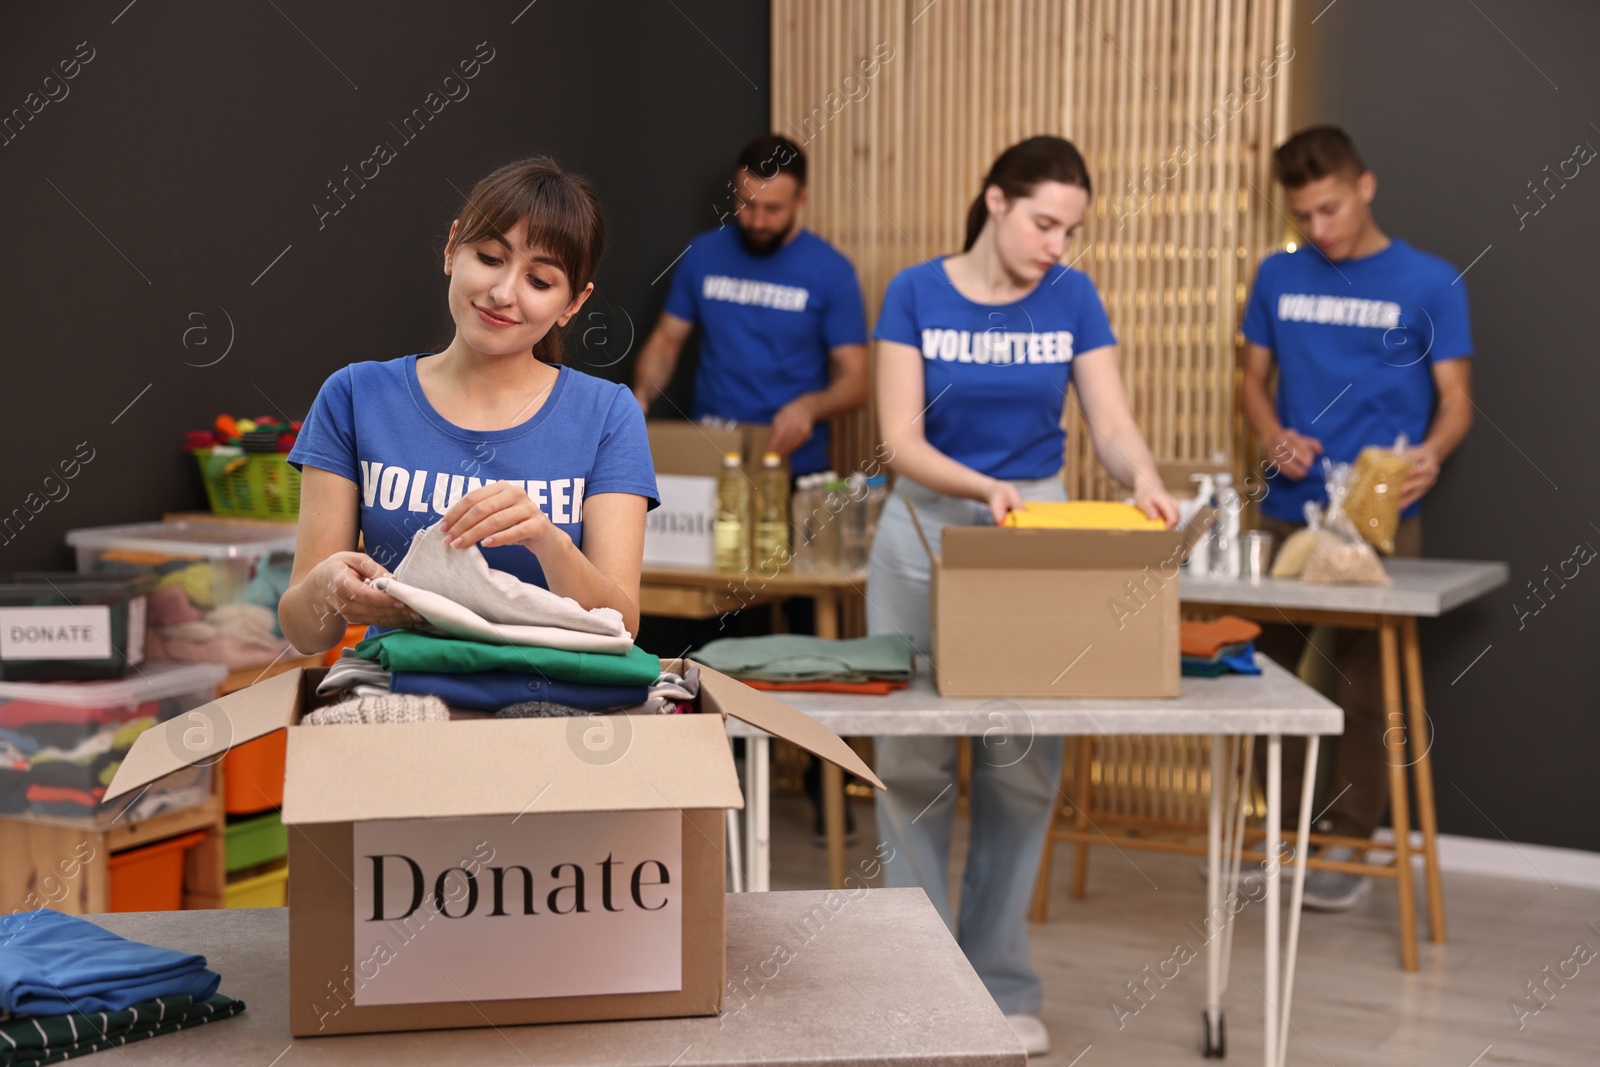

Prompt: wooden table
[
  {"left": 727, "top": 656, "right": 1341, "bottom": 1063},
  {"left": 1180, "top": 558, "right": 1509, "bottom": 973},
  {"left": 640, "top": 564, "right": 867, "bottom": 639},
  {"left": 80, "top": 890, "right": 1023, "bottom": 1067}
]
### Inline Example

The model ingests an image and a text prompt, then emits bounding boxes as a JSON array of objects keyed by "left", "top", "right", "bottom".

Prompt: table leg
[
  {"left": 1380, "top": 620, "right": 1420, "bottom": 972},
  {"left": 823, "top": 761, "right": 847, "bottom": 889},
  {"left": 1265, "top": 734, "right": 1281, "bottom": 1067},
  {"left": 744, "top": 734, "right": 771, "bottom": 892},
  {"left": 814, "top": 592, "right": 840, "bottom": 640},
  {"left": 1070, "top": 737, "right": 1094, "bottom": 900},
  {"left": 1402, "top": 616, "right": 1446, "bottom": 944},
  {"left": 1277, "top": 735, "right": 1319, "bottom": 1067},
  {"left": 1203, "top": 734, "right": 1226, "bottom": 1058}
]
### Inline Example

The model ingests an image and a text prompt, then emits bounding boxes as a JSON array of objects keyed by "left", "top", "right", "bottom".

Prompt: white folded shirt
[
  {"left": 372, "top": 576, "right": 636, "bottom": 655},
  {"left": 392, "top": 523, "right": 625, "bottom": 637}
]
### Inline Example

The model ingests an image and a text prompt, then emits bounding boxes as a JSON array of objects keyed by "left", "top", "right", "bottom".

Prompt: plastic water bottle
[
  {"left": 754, "top": 452, "right": 791, "bottom": 571},
  {"left": 714, "top": 452, "right": 750, "bottom": 574},
  {"left": 1214, "top": 472, "right": 1242, "bottom": 579},
  {"left": 1185, "top": 473, "right": 1217, "bottom": 576}
]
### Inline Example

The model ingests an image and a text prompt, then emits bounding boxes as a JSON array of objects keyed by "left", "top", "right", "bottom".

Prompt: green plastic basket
[
  {"left": 225, "top": 812, "right": 289, "bottom": 873},
  {"left": 196, "top": 450, "right": 301, "bottom": 519}
]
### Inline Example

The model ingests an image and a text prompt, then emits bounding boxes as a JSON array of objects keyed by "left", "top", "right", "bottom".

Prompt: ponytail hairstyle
[
  {"left": 447, "top": 156, "right": 607, "bottom": 365},
  {"left": 963, "top": 136, "right": 1093, "bottom": 252}
]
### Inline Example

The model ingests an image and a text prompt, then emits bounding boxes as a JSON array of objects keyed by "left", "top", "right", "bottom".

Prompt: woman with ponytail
[
  {"left": 867, "top": 136, "right": 1177, "bottom": 1054},
  {"left": 279, "top": 157, "right": 659, "bottom": 654}
]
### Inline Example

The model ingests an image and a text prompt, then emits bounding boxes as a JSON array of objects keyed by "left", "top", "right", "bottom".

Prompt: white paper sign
[
  {"left": 0, "top": 605, "right": 113, "bottom": 660},
  {"left": 643, "top": 474, "right": 720, "bottom": 568},
  {"left": 351, "top": 811, "right": 682, "bottom": 1006}
]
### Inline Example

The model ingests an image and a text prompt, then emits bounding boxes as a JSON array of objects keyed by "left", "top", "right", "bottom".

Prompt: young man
[
  {"left": 632, "top": 135, "right": 869, "bottom": 476},
  {"left": 1240, "top": 126, "right": 1474, "bottom": 911}
]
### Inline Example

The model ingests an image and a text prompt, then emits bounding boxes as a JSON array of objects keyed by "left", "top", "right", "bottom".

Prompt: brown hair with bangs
[{"left": 447, "top": 156, "right": 606, "bottom": 364}]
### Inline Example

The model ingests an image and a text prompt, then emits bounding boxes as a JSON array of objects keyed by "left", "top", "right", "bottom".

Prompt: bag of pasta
[
  {"left": 1300, "top": 459, "right": 1391, "bottom": 586},
  {"left": 1343, "top": 436, "right": 1412, "bottom": 554},
  {"left": 1268, "top": 500, "right": 1322, "bottom": 578}
]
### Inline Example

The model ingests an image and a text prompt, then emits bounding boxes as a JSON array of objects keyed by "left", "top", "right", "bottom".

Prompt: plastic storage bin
[
  {"left": 0, "top": 660, "right": 226, "bottom": 827},
  {"left": 225, "top": 811, "right": 287, "bottom": 873},
  {"left": 0, "top": 573, "right": 153, "bottom": 682},
  {"left": 108, "top": 830, "right": 207, "bottom": 911},
  {"left": 222, "top": 731, "right": 286, "bottom": 815},
  {"left": 225, "top": 859, "right": 288, "bottom": 908},
  {"left": 66, "top": 520, "right": 297, "bottom": 670}
]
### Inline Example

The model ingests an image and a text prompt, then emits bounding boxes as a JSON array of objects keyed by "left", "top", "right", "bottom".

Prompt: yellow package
[
  {"left": 1001, "top": 501, "right": 1167, "bottom": 530},
  {"left": 1345, "top": 446, "right": 1412, "bottom": 554}
]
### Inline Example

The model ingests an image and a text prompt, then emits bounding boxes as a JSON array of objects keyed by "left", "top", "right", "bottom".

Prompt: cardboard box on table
[
  {"left": 907, "top": 501, "right": 1212, "bottom": 698},
  {"left": 105, "top": 659, "right": 878, "bottom": 1037},
  {"left": 644, "top": 421, "right": 779, "bottom": 569}
]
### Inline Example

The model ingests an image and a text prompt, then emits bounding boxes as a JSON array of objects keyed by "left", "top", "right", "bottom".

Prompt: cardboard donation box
[
  {"left": 644, "top": 421, "right": 779, "bottom": 569},
  {"left": 105, "top": 659, "right": 878, "bottom": 1037},
  {"left": 909, "top": 503, "right": 1200, "bottom": 698}
]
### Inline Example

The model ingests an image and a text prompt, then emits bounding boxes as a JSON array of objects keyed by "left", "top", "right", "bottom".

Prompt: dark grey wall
[
  {"left": 5, "top": 1, "right": 1593, "bottom": 852},
  {"left": 1291, "top": 0, "right": 1600, "bottom": 851},
  {"left": 0, "top": 0, "right": 767, "bottom": 559}
]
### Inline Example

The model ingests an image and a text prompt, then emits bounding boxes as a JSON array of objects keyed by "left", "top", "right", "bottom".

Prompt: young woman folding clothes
[
  {"left": 865, "top": 136, "right": 1179, "bottom": 1056},
  {"left": 278, "top": 158, "right": 659, "bottom": 661}
]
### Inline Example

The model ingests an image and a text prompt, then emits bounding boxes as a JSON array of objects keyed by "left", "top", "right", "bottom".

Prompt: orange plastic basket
[
  {"left": 108, "top": 830, "right": 207, "bottom": 912},
  {"left": 223, "top": 731, "right": 287, "bottom": 815}
]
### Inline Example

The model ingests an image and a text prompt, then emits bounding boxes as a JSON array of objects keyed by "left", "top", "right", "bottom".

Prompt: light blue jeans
[{"left": 866, "top": 475, "right": 1067, "bottom": 1016}]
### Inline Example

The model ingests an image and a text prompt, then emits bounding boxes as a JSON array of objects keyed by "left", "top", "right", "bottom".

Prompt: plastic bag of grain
[
  {"left": 1299, "top": 459, "right": 1391, "bottom": 585},
  {"left": 1344, "top": 436, "right": 1412, "bottom": 554}
]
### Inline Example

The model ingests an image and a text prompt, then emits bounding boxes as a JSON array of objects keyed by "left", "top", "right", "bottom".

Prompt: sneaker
[
  {"left": 1300, "top": 846, "right": 1372, "bottom": 911},
  {"left": 1005, "top": 1014, "right": 1051, "bottom": 1056}
]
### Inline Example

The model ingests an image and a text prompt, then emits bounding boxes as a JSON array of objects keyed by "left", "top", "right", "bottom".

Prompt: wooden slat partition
[
  {"left": 772, "top": 0, "right": 1291, "bottom": 492},
  {"left": 771, "top": 0, "right": 1293, "bottom": 829}
]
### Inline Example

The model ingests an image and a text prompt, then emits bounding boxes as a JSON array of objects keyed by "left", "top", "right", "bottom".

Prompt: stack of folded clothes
[
  {"left": 692, "top": 634, "right": 917, "bottom": 694},
  {"left": 1180, "top": 616, "right": 1263, "bottom": 677},
  {"left": 0, "top": 910, "right": 245, "bottom": 1065},
  {"left": 311, "top": 523, "right": 676, "bottom": 720}
]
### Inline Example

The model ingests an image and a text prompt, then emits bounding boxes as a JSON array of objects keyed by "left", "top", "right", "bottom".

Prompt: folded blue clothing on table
[
  {"left": 0, "top": 909, "right": 220, "bottom": 1015},
  {"left": 389, "top": 671, "right": 648, "bottom": 712},
  {"left": 1181, "top": 641, "right": 1262, "bottom": 678}
]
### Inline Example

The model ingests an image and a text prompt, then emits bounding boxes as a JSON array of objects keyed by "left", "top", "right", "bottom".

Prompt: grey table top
[
  {"left": 1180, "top": 557, "right": 1509, "bottom": 616},
  {"left": 727, "top": 653, "right": 1341, "bottom": 737},
  {"left": 86, "top": 889, "right": 1024, "bottom": 1067}
]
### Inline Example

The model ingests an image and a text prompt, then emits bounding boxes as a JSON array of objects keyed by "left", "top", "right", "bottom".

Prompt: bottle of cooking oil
[
  {"left": 754, "top": 452, "right": 791, "bottom": 571},
  {"left": 714, "top": 452, "right": 750, "bottom": 573}
]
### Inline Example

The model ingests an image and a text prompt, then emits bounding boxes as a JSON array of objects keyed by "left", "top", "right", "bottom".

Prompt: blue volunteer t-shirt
[
  {"left": 287, "top": 354, "right": 659, "bottom": 588},
  {"left": 1242, "top": 239, "right": 1473, "bottom": 522},
  {"left": 664, "top": 226, "right": 868, "bottom": 475},
  {"left": 873, "top": 258, "right": 1117, "bottom": 480}
]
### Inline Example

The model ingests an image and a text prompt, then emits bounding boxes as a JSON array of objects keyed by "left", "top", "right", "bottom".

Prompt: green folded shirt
[
  {"left": 692, "top": 634, "right": 916, "bottom": 683},
  {"left": 355, "top": 631, "right": 663, "bottom": 687},
  {"left": 0, "top": 992, "right": 246, "bottom": 1067}
]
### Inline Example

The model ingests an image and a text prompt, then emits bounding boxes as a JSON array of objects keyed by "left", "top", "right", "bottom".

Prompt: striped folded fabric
[{"left": 0, "top": 993, "right": 245, "bottom": 1067}]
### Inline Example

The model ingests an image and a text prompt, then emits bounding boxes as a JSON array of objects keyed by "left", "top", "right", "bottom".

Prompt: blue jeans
[{"left": 866, "top": 475, "right": 1067, "bottom": 1016}]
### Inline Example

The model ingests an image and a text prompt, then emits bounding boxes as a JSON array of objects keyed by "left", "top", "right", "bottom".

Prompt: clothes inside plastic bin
[
  {"left": 0, "top": 661, "right": 224, "bottom": 824},
  {"left": 65, "top": 521, "right": 297, "bottom": 669}
]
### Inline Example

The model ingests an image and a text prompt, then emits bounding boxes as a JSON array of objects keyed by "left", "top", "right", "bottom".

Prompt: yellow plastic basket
[
  {"left": 225, "top": 860, "right": 288, "bottom": 908},
  {"left": 196, "top": 450, "right": 300, "bottom": 520}
]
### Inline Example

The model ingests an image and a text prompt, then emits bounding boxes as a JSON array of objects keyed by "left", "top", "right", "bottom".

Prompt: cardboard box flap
[
  {"left": 941, "top": 526, "right": 1184, "bottom": 570},
  {"left": 104, "top": 667, "right": 305, "bottom": 801},
  {"left": 280, "top": 713, "right": 745, "bottom": 824},
  {"left": 647, "top": 421, "right": 742, "bottom": 477},
  {"left": 692, "top": 663, "right": 885, "bottom": 790}
]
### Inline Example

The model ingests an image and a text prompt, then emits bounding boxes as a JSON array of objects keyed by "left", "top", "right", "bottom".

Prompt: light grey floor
[{"left": 768, "top": 791, "right": 1599, "bottom": 1066}]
